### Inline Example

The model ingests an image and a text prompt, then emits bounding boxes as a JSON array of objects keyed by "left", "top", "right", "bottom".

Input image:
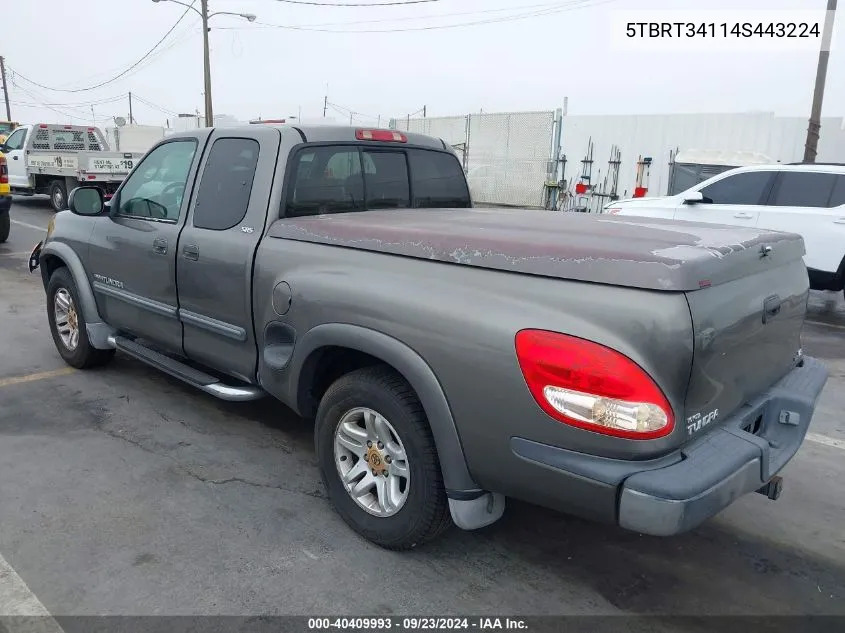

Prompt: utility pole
[
  {"left": 323, "top": 95, "right": 328, "bottom": 118},
  {"left": 0, "top": 56, "right": 11, "bottom": 120},
  {"left": 423, "top": 105, "right": 427, "bottom": 118},
  {"left": 803, "top": 0, "right": 838, "bottom": 163},
  {"left": 128, "top": 92, "right": 134, "bottom": 125},
  {"left": 201, "top": 0, "right": 213, "bottom": 126}
]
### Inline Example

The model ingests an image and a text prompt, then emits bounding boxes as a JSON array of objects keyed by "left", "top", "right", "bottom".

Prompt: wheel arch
[
  {"left": 39, "top": 242, "right": 115, "bottom": 349},
  {"left": 289, "top": 323, "right": 480, "bottom": 495}
]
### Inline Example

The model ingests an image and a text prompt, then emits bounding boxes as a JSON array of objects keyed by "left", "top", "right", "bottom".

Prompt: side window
[
  {"left": 193, "top": 138, "right": 260, "bottom": 231},
  {"left": 699, "top": 171, "right": 775, "bottom": 205},
  {"left": 117, "top": 140, "right": 197, "bottom": 221},
  {"left": 363, "top": 150, "right": 410, "bottom": 209},
  {"left": 409, "top": 149, "right": 471, "bottom": 208},
  {"left": 285, "top": 146, "right": 364, "bottom": 218},
  {"left": 830, "top": 175, "right": 845, "bottom": 208},
  {"left": 4, "top": 128, "right": 26, "bottom": 151},
  {"left": 770, "top": 172, "right": 838, "bottom": 208}
]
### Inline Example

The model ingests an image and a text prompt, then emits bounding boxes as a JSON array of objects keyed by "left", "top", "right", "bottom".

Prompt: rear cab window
[{"left": 284, "top": 144, "right": 470, "bottom": 218}]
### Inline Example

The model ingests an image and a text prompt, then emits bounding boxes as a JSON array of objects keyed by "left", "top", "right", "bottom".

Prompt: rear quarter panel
[{"left": 253, "top": 237, "right": 696, "bottom": 500}]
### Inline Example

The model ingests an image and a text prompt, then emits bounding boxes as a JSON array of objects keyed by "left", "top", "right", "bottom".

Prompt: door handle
[
  {"left": 734, "top": 212, "right": 754, "bottom": 219},
  {"left": 152, "top": 238, "right": 168, "bottom": 255},
  {"left": 183, "top": 244, "right": 199, "bottom": 261},
  {"left": 834, "top": 218, "right": 845, "bottom": 224}
]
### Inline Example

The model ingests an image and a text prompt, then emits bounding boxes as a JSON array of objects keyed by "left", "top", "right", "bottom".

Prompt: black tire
[
  {"left": 49, "top": 180, "right": 68, "bottom": 212},
  {"left": 0, "top": 212, "right": 9, "bottom": 243},
  {"left": 46, "top": 267, "right": 115, "bottom": 369},
  {"left": 315, "top": 365, "right": 452, "bottom": 550}
]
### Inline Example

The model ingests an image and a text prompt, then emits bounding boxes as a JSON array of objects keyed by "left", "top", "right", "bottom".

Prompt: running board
[{"left": 108, "top": 336, "right": 265, "bottom": 402}]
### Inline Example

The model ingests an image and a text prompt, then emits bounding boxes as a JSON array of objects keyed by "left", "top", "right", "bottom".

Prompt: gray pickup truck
[{"left": 29, "top": 124, "right": 828, "bottom": 550}]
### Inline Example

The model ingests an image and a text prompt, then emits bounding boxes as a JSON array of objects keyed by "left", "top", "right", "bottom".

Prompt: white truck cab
[
  {"left": 0, "top": 123, "right": 145, "bottom": 211},
  {"left": 605, "top": 163, "right": 845, "bottom": 294}
]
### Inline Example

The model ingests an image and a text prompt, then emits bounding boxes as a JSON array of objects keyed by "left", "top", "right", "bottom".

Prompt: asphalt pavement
[{"left": 1, "top": 198, "right": 844, "bottom": 622}]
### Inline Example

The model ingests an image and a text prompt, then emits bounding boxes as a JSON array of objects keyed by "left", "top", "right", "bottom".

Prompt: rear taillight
[
  {"left": 355, "top": 129, "right": 407, "bottom": 143},
  {"left": 514, "top": 329, "right": 674, "bottom": 440},
  {"left": 0, "top": 156, "right": 7, "bottom": 184}
]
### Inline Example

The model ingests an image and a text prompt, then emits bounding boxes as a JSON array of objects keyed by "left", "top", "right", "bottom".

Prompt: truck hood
[{"left": 269, "top": 208, "right": 805, "bottom": 292}]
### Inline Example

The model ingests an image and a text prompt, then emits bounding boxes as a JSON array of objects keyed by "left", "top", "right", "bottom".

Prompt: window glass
[
  {"left": 193, "top": 138, "right": 260, "bottom": 230},
  {"left": 117, "top": 140, "right": 197, "bottom": 221},
  {"left": 770, "top": 171, "right": 839, "bottom": 208},
  {"left": 284, "top": 145, "right": 470, "bottom": 217},
  {"left": 285, "top": 146, "right": 365, "bottom": 217},
  {"left": 363, "top": 150, "right": 410, "bottom": 209},
  {"left": 409, "top": 149, "right": 471, "bottom": 208},
  {"left": 830, "top": 175, "right": 845, "bottom": 208},
  {"left": 699, "top": 171, "right": 775, "bottom": 205},
  {"left": 3, "top": 128, "right": 26, "bottom": 150}
]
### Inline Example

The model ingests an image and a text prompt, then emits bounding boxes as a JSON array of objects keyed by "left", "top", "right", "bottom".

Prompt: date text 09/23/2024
[{"left": 307, "top": 618, "right": 528, "bottom": 631}]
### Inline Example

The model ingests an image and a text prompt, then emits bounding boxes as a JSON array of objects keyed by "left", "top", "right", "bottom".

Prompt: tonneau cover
[{"left": 268, "top": 208, "right": 806, "bottom": 292}]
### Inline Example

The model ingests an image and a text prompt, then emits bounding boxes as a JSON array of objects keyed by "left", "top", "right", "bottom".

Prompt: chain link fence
[{"left": 394, "top": 110, "right": 557, "bottom": 208}]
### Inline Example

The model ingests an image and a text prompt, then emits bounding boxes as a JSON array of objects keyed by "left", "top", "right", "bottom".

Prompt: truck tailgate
[{"left": 683, "top": 241, "right": 808, "bottom": 432}]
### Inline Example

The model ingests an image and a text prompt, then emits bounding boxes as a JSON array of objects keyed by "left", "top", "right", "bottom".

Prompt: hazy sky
[{"left": 4, "top": 0, "right": 843, "bottom": 127}]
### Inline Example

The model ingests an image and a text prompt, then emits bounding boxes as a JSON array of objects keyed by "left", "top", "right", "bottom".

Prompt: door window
[
  {"left": 3, "top": 128, "right": 26, "bottom": 151},
  {"left": 769, "top": 171, "right": 839, "bottom": 208},
  {"left": 698, "top": 171, "right": 775, "bottom": 205},
  {"left": 193, "top": 138, "right": 260, "bottom": 231},
  {"left": 830, "top": 175, "right": 845, "bottom": 208},
  {"left": 116, "top": 139, "right": 197, "bottom": 222}
]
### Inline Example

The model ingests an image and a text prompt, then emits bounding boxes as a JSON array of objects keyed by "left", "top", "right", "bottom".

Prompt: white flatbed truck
[{"left": 0, "top": 123, "right": 145, "bottom": 211}]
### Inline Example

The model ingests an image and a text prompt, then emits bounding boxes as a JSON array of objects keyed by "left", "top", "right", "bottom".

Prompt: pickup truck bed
[{"left": 29, "top": 124, "right": 828, "bottom": 550}]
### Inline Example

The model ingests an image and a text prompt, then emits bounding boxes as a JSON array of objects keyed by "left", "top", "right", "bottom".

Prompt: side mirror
[
  {"left": 68, "top": 186, "right": 105, "bottom": 216},
  {"left": 682, "top": 191, "right": 705, "bottom": 205}
]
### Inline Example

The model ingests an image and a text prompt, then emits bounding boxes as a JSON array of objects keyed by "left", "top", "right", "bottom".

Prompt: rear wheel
[
  {"left": 49, "top": 180, "right": 68, "bottom": 212},
  {"left": 46, "top": 267, "right": 115, "bottom": 369},
  {"left": 315, "top": 366, "right": 452, "bottom": 550},
  {"left": 0, "top": 212, "right": 9, "bottom": 243}
]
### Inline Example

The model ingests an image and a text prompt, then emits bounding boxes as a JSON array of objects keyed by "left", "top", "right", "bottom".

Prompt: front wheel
[
  {"left": 46, "top": 267, "right": 115, "bottom": 369},
  {"left": 315, "top": 366, "right": 452, "bottom": 550}
]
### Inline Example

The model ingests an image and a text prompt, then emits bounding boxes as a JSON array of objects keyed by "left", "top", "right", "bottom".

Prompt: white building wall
[{"left": 561, "top": 113, "right": 845, "bottom": 198}]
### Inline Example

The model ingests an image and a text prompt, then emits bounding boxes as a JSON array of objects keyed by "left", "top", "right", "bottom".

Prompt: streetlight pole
[
  {"left": 201, "top": 0, "right": 213, "bottom": 126},
  {"left": 803, "top": 0, "right": 838, "bottom": 163},
  {"left": 152, "top": 0, "right": 256, "bottom": 127}
]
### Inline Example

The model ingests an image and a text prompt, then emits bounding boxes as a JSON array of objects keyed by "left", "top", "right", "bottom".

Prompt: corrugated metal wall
[{"left": 560, "top": 113, "right": 845, "bottom": 198}]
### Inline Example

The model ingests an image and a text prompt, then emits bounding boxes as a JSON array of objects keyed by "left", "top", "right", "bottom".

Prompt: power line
[
  {"left": 215, "top": 1, "right": 568, "bottom": 29},
  {"left": 234, "top": 0, "right": 614, "bottom": 33},
  {"left": 7, "top": 1, "right": 197, "bottom": 93},
  {"left": 268, "top": 0, "right": 440, "bottom": 6}
]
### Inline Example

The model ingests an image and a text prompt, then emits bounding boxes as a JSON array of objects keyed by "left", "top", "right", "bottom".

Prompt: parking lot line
[
  {"left": 0, "top": 368, "right": 76, "bottom": 389},
  {"left": 10, "top": 219, "right": 46, "bottom": 233},
  {"left": 0, "top": 551, "right": 64, "bottom": 631},
  {"left": 0, "top": 252, "right": 30, "bottom": 258},
  {"left": 806, "top": 432, "right": 845, "bottom": 451}
]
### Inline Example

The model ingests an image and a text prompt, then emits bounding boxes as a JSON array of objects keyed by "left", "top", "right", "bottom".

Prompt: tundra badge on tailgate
[{"left": 687, "top": 409, "right": 719, "bottom": 436}]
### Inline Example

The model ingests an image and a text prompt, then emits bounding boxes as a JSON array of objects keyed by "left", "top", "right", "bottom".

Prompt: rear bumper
[{"left": 510, "top": 356, "right": 828, "bottom": 536}]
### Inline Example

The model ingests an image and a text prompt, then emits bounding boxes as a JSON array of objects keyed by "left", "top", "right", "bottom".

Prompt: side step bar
[{"left": 108, "top": 335, "right": 265, "bottom": 402}]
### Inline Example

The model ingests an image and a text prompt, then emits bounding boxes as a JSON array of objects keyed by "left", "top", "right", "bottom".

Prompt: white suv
[{"left": 605, "top": 164, "right": 845, "bottom": 294}]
